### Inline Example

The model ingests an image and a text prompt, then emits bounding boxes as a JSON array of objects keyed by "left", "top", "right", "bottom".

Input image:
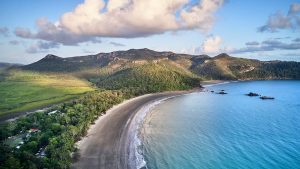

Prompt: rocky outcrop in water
[
  {"left": 246, "top": 92, "right": 259, "bottom": 96},
  {"left": 260, "top": 96, "right": 275, "bottom": 100}
]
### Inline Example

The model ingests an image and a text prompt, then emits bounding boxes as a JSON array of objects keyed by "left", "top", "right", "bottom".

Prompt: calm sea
[{"left": 140, "top": 80, "right": 300, "bottom": 169}]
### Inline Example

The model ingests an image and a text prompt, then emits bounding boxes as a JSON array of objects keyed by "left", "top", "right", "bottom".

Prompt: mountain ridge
[
  {"left": 20, "top": 48, "right": 300, "bottom": 80},
  {"left": 0, "top": 62, "right": 23, "bottom": 70}
]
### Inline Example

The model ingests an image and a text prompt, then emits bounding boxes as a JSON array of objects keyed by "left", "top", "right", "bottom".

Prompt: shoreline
[
  {"left": 123, "top": 81, "right": 233, "bottom": 168},
  {"left": 201, "top": 80, "right": 239, "bottom": 87},
  {"left": 72, "top": 90, "right": 197, "bottom": 169},
  {"left": 72, "top": 82, "right": 227, "bottom": 169},
  {"left": 127, "top": 81, "right": 230, "bottom": 168},
  {"left": 126, "top": 95, "right": 183, "bottom": 169}
]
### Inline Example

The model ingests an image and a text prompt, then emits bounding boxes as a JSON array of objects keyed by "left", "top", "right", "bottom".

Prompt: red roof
[{"left": 30, "top": 128, "right": 39, "bottom": 132}]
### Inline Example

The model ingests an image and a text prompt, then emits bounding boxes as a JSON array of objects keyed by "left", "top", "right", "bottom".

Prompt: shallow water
[{"left": 140, "top": 80, "right": 300, "bottom": 169}]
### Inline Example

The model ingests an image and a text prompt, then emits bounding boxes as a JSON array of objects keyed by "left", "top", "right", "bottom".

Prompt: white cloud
[
  {"left": 26, "top": 41, "right": 60, "bottom": 53},
  {"left": 15, "top": 18, "right": 95, "bottom": 45},
  {"left": 229, "top": 39, "right": 300, "bottom": 54},
  {"left": 245, "top": 41, "right": 260, "bottom": 46},
  {"left": 289, "top": 3, "right": 300, "bottom": 15},
  {"left": 0, "top": 27, "right": 9, "bottom": 36},
  {"left": 180, "top": 0, "right": 223, "bottom": 30},
  {"left": 258, "top": 3, "right": 300, "bottom": 32},
  {"left": 110, "top": 42, "right": 125, "bottom": 47},
  {"left": 60, "top": 0, "right": 223, "bottom": 37},
  {"left": 201, "top": 35, "right": 222, "bottom": 54},
  {"left": 258, "top": 12, "right": 292, "bottom": 32},
  {"left": 9, "top": 40, "right": 21, "bottom": 45},
  {"left": 180, "top": 35, "right": 226, "bottom": 55},
  {"left": 15, "top": 0, "right": 224, "bottom": 44}
]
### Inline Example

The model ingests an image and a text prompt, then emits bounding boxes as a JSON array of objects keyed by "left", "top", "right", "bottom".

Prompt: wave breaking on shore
[{"left": 127, "top": 96, "right": 177, "bottom": 169}]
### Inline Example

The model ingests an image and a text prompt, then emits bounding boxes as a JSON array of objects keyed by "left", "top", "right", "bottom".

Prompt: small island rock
[
  {"left": 246, "top": 92, "right": 259, "bottom": 97},
  {"left": 260, "top": 96, "right": 275, "bottom": 100}
]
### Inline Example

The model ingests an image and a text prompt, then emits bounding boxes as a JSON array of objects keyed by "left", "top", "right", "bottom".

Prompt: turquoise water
[{"left": 140, "top": 81, "right": 300, "bottom": 169}]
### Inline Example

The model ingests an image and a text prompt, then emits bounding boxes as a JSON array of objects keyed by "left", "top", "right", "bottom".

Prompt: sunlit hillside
[{"left": 0, "top": 70, "right": 94, "bottom": 116}]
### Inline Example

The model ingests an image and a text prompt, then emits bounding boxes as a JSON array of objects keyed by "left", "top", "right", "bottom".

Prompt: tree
[{"left": 0, "top": 156, "right": 21, "bottom": 169}]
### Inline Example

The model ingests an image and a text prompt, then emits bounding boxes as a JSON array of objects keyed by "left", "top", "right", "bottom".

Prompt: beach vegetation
[{"left": 0, "top": 90, "right": 126, "bottom": 169}]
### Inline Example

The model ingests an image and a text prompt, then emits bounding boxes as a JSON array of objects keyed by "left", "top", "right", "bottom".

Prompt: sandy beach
[{"left": 71, "top": 90, "right": 196, "bottom": 169}]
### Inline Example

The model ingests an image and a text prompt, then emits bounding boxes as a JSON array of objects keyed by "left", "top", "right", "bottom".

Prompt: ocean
[{"left": 138, "top": 80, "right": 300, "bottom": 169}]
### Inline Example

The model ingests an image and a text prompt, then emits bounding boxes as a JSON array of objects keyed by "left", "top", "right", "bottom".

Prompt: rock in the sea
[
  {"left": 246, "top": 92, "right": 259, "bottom": 96},
  {"left": 260, "top": 96, "right": 275, "bottom": 100},
  {"left": 217, "top": 91, "right": 227, "bottom": 95}
]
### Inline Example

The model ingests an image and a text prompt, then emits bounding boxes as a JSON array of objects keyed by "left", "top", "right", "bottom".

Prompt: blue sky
[{"left": 0, "top": 0, "right": 299, "bottom": 64}]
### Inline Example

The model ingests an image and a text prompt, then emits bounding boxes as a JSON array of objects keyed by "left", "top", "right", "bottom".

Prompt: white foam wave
[
  {"left": 127, "top": 96, "right": 177, "bottom": 169},
  {"left": 203, "top": 81, "right": 239, "bottom": 87}
]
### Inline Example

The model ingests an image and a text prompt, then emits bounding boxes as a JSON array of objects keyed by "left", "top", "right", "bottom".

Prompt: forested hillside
[
  {"left": 21, "top": 49, "right": 300, "bottom": 81},
  {"left": 0, "top": 62, "right": 22, "bottom": 71},
  {"left": 192, "top": 53, "right": 300, "bottom": 80},
  {"left": 97, "top": 63, "right": 200, "bottom": 95}
]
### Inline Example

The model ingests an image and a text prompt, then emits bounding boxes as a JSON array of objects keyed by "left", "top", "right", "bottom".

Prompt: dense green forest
[
  {"left": 97, "top": 63, "right": 201, "bottom": 95},
  {"left": 0, "top": 90, "right": 129, "bottom": 169},
  {"left": 238, "top": 61, "right": 300, "bottom": 79}
]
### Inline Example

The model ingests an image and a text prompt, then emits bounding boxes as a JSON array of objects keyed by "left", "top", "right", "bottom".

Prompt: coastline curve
[{"left": 72, "top": 91, "right": 195, "bottom": 169}]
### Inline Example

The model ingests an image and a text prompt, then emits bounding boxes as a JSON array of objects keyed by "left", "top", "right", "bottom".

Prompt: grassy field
[{"left": 0, "top": 70, "right": 95, "bottom": 116}]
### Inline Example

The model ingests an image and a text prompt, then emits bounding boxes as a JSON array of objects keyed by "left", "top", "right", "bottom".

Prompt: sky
[{"left": 0, "top": 0, "right": 300, "bottom": 64}]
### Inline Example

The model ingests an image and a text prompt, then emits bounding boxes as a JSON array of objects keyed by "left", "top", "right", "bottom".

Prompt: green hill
[
  {"left": 239, "top": 61, "right": 300, "bottom": 80},
  {"left": 97, "top": 62, "right": 201, "bottom": 95},
  {"left": 192, "top": 53, "right": 300, "bottom": 80},
  {"left": 22, "top": 54, "right": 113, "bottom": 72},
  {"left": 192, "top": 53, "right": 260, "bottom": 80},
  {"left": 0, "top": 62, "right": 22, "bottom": 71}
]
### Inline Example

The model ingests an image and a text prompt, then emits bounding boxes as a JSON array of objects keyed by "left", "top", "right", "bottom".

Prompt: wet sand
[{"left": 71, "top": 91, "right": 196, "bottom": 169}]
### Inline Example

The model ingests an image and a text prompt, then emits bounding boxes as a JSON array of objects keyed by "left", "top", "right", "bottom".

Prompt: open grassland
[{"left": 0, "top": 70, "right": 95, "bottom": 116}]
